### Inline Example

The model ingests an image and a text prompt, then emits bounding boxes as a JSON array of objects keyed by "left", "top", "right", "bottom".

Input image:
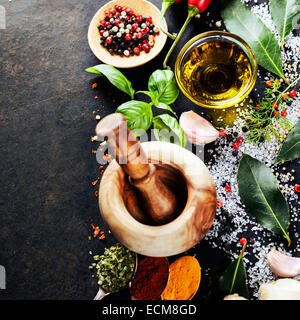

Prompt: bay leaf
[
  {"left": 237, "top": 154, "right": 291, "bottom": 246},
  {"left": 270, "top": 0, "right": 300, "bottom": 48},
  {"left": 218, "top": 253, "right": 249, "bottom": 299},
  {"left": 221, "top": 0, "right": 285, "bottom": 80},
  {"left": 275, "top": 119, "right": 300, "bottom": 164}
]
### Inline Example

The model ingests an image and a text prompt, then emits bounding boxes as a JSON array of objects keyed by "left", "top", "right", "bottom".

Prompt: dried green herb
[{"left": 91, "top": 243, "right": 136, "bottom": 293}]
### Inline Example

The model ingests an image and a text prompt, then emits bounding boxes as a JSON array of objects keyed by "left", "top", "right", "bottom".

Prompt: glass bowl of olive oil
[{"left": 175, "top": 31, "right": 258, "bottom": 109}]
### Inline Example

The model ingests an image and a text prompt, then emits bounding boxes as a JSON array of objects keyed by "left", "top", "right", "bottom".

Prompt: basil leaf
[
  {"left": 85, "top": 64, "right": 135, "bottom": 99},
  {"left": 153, "top": 114, "right": 186, "bottom": 147},
  {"left": 270, "top": 0, "right": 300, "bottom": 49},
  {"left": 116, "top": 100, "right": 153, "bottom": 135},
  {"left": 237, "top": 154, "right": 291, "bottom": 246},
  {"left": 155, "top": 102, "right": 177, "bottom": 117},
  {"left": 275, "top": 119, "right": 300, "bottom": 164},
  {"left": 148, "top": 69, "right": 179, "bottom": 105},
  {"left": 218, "top": 255, "right": 249, "bottom": 299},
  {"left": 221, "top": 0, "right": 285, "bottom": 79}
]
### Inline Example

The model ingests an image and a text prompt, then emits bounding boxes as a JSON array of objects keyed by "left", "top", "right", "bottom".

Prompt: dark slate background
[{"left": 0, "top": 0, "right": 299, "bottom": 300}]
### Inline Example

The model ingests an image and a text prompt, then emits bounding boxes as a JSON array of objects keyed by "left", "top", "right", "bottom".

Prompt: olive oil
[{"left": 180, "top": 39, "right": 252, "bottom": 105}]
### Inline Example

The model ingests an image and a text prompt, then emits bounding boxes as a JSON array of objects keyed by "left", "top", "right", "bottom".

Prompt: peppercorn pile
[{"left": 98, "top": 5, "right": 160, "bottom": 57}]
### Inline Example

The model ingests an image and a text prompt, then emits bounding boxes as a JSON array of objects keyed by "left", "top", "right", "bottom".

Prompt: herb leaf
[
  {"left": 218, "top": 253, "right": 249, "bottom": 299},
  {"left": 86, "top": 64, "right": 135, "bottom": 99},
  {"left": 148, "top": 69, "right": 179, "bottom": 105},
  {"left": 275, "top": 119, "right": 300, "bottom": 164},
  {"left": 155, "top": 102, "right": 177, "bottom": 117},
  {"left": 270, "top": 0, "right": 300, "bottom": 49},
  {"left": 237, "top": 154, "right": 291, "bottom": 245},
  {"left": 153, "top": 114, "right": 186, "bottom": 147},
  {"left": 116, "top": 101, "right": 153, "bottom": 135},
  {"left": 221, "top": 0, "right": 285, "bottom": 80}
]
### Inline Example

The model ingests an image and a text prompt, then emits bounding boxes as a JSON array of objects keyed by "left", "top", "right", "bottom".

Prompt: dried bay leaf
[{"left": 237, "top": 154, "right": 291, "bottom": 246}]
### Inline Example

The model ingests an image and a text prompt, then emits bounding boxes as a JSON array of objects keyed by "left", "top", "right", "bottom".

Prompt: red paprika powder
[{"left": 130, "top": 257, "right": 169, "bottom": 300}]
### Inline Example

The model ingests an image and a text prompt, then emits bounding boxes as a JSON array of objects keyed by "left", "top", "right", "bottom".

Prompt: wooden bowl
[
  {"left": 99, "top": 141, "right": 217, "bottom": 257},
  {"left": 88, "top": 0, "right": 168, "bottom": 68}
]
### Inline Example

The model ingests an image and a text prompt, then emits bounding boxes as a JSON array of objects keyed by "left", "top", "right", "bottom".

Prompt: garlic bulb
[
  {"left": 224, "top": 294, "right": 248, "bottom": 300},
  {"left": 179, "top": 111, "right": 219, "bottom": 145},
  {"left": 258, "top": 279, "right": 300, "bottom": 300},
  {"left": 267, "top": 248, "right": 300, "bottom": 278}
]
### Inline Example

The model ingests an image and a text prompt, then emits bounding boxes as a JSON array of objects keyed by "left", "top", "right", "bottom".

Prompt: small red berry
[
  {"left": 104, "top": 10, "right": 111, "bottom": 17},
  {"left": 105, "top": 21, "right": 111, "bottom": 27},
  {"left": 266, "top": 80, "right": 273, "bottom": 87},
  {"left": 133, "top": 47, "right": 140, "bottom": 55},
  {"left": 240, "top": 238, "right": 247, "bottom": 245},
  {"left": 219, "top": 129, "right": 226, "bottom": 136},
  {"left": 272, "top": 102, "right": 279, "bottom": 109},
  {"left": 121, "top": 7, "right": 127, "bottom": 12},
  {"left": 114, "top": 18, "right": 121, "bottom": 26},
  {"left": 233, "top": 142, "right": 239, "bottom": 150},
  {"left": 115, "top": 5, "right": 122, "bottom": 12},
  {"left": 99, "top": 29, "right": 105, "bottom": 36},
  {"left": 294, "top": 185, "right": 300, "bottom": 193},
  {"left": 110, "top": 8, "right": 116, "bottom": 15},
  {"left": 136, "top": 15, "right": 143, "bottom": 22},
  {"left": 216, "top": 200, "right": 223, "bottom": 208},
  {"left": 132, "top": 23, "right": 138, "bottom": 30},
  {"left": 289, "top": 90, "right": 297, "bottom": 98},
  {"left": 145, "top": 16, "right": 152, "bottom": 23},
  {"left": 225, "top": 185, "right": 231, "bottom": 192},
  {"left": 106, "top": 37, "right": 113, "bottom": 44},
  {"left": 281, "top": 110, "right": 287, "bottom": 117},
  {"left": 142, "top": 43, "right": 150, "bottom": 52},
  {"left": 236, "top": 137, "right": 244, "bottom": 143},
  {"left": 125, "top": 33, "right": 132, "bottom": 41},
  {"left": 100, "top": 19, "right": 106, "bottom": 25}
]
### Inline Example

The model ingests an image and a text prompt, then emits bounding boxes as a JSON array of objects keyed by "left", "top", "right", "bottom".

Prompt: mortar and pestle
[{"left": 96, "top": 113, "right": 216, "bottom": 257}]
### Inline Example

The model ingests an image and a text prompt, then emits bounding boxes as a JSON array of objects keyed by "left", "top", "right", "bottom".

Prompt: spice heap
[
  {"left": 90, "top": 243, "right": 136, "bottom": 293},
  {"left": 161, "top": 256, "right": 201, "bottom": 300},
  {"left": 98, "top": 5, "right": 159, "bottom": 57},
  {"left": 130, "top": 257, "right": 169, "bottom": 300}
]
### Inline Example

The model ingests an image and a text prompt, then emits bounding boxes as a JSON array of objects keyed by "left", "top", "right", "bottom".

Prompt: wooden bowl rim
[{"left": 87, "top": 0, "right": 168, "bottom": 68}]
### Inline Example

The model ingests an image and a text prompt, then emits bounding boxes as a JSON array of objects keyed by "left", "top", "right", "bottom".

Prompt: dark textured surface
[{"left": 0, "top": 0, "right": 299, "bottom": 300}]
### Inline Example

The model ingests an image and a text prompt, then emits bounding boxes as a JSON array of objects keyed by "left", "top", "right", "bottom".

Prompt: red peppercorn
[
  {"left": 138, "top": 43, "right": 142, "bottom": 50},
  {"left": 125, "top": 33, "right": 132, "bottom": 41},
  {"left": 272, "top": 101, "right": 279, "bottom": 109},
  {"left": 105, "top": 21, "right": 111, "bottom": 27},
  {"left": 142, "top": 43, "right": 150, "bottom": 52},
  {"left": 144, "top": 27, "right": 150, "bottom": 34},
  {"left": 106, "top": 37, "right": 113, "bottom": 44},
  {"left": 145, "top": 21, "right": 151, "bottom": 27},
  {"left": 225, "top": 185, "right": 231, "bottom": 192},
  {"left": 136, "top": 15, "right": 143, "bottom": 22},
  {"left": 114, "top": 18, "right": 120, "bottom": 26},
  {"left": 236, "top": 137, "right": 244, "bottom": 143},
  {"left": 115, "top": 5, "right": 122, "bottom": 12},
  {"left": 115, "top": 11, "right": 121, "bottom": 17},
  {"left": 148, "top": 35, "right": 155, "bottom": 42},
  {"left": 233, "top": 143, "right": 239, "bottom": 150},
  {"left": 121, "top": 6, "right": 127, "bottom": 12},
  {"left": 294, "top": 185, "right": 300, "bottom": 193},
  {"left": 137, "top": 32, "right": 143, "bottom": 39},
  {"left": 133, "top": 47, "right": 140, "bottom": 55},
  {"left": 142, "top": 39, "right": 149, "bottom": 44},
  {"left": 219, "top": 129, "right": 226, "bottom": 136},
  {"left": 289, "top": 90, "right": 297, "bottom": 98},
  {"left": 146, "top": 16, "right": 152, "bottom": 23},
  {"left": 104, "top": 10, "right": 111, "bottom": 17},
  {"left": 266, "top": 80, "right": 273, "bottom": 87},
  {"left": 216, "top": 200, "right": 223, "bottom": 208},
  {"left": 240, "top": 238, "right": 247, "bottom": 245},
  {"left": 132, "top": 23, "right": 138, "bottom": 30},
  {"left": 110, "top": 8, "right": 116, "bottom": 15},
  {"left": 100, "top": 29, "right": 105, "bottom": 36},
  {"left": 100, "top": 19, "right": 106, "bottom": 25},
  {"left": 281, "top": 110, "right": 287, "bottom": 117}
]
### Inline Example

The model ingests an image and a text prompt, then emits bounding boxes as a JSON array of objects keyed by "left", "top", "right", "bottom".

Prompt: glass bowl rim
[{"left": 175, "top": 31, "right": 258, "bottom": 109}]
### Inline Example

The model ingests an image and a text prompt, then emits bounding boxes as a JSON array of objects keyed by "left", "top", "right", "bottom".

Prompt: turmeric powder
[{"left": 161, "top": 256, "right": 201, "bottom": 300}]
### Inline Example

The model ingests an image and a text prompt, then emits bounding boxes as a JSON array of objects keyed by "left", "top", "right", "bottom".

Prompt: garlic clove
[
  {"left": 267, "top": 248, "right": 300, "bottom": 278},
  {"left": 224, "top": 294, "right": 248, "bottom": 300},
  {"left": 258, "top": 279, "right": 300, "bottom": 300},
  {"left": 179, "top": 111, "right": 219, "bottom": 145}
]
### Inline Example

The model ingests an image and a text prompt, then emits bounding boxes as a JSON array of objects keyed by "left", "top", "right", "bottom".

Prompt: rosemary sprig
[{"left": 246, "top": 77, "right": 300, "bottom": 145}]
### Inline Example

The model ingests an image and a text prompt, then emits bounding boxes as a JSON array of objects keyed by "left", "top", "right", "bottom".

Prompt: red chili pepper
[{"left": 163, "top": 0, "right": 212, "bottom": 69}]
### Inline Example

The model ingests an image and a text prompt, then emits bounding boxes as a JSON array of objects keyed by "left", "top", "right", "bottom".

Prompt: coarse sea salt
[{"left": 199, "top": 0, "right": 300, "bottom": 299}]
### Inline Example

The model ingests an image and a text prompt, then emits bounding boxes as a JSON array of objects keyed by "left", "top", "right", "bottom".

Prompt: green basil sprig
[
  {"left": 85, "top": 64, "right": 135, "bottom": 99},
  {"left": 86, "top": 65, "right": 185, "bottom": 146}
]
